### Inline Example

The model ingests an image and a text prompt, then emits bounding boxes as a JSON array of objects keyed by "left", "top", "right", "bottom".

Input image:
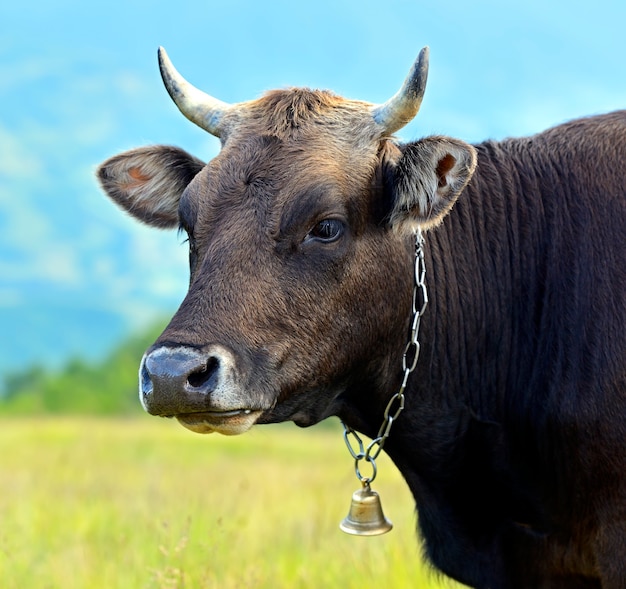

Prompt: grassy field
[{"left": 0, "top": 417, "right": 466, "bottom": 588}]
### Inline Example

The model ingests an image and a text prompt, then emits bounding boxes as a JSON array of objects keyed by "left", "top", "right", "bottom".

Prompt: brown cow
[{"left": 98, "top": 47, "right": 626, "bottom": 588}]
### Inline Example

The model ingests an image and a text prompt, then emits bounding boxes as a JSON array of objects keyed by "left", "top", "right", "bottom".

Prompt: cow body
[
  {"left": 98, "top": 49, "right": 626, "bottom": 588},
  {"left": 380, "top": 113, "right": 626, "bottom": 587}
]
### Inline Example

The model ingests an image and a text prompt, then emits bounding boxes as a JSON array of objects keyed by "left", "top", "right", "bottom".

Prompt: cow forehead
[
  {"left": 184, "top": 88, "right": 385, "bottom": 224},
  {"left": 183, "top": 139, "right": 363, "bottom": 236}
]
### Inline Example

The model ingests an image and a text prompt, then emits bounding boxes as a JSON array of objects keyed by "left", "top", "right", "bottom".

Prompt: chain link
[{"left": 342, "top": 229, "right": 427, "bottom": 485}]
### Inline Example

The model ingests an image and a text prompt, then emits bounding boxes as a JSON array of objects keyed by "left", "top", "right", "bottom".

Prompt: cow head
[{"left": 97, "top": 48, "right": 476, "bottom": 436}]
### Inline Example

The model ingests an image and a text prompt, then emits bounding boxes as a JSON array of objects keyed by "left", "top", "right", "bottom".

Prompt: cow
[{"left": 97, "top": 46, "right": 626, "bottom": 588}]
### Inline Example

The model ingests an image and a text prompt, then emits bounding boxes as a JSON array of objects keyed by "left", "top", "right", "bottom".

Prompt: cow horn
[
  {"left": 158, "top": 46, "right": 232, "bottom": 138},
  {"left": 371, "top": 47, "right": 430, "bottom": 135}
]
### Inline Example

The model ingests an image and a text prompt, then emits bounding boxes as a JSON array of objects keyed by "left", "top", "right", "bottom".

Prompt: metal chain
[{"left": 342, "top": 229, "right": 428, "bottom": 485}]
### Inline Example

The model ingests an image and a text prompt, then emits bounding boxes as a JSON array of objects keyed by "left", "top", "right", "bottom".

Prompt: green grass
[{"left": 0, "top": 417, "right": 466, "bottom": 588}]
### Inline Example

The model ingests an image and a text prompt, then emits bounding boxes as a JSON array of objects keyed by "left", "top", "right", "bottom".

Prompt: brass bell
[{"left": 340, "top": 483, "right": 393, "bottom": 536}]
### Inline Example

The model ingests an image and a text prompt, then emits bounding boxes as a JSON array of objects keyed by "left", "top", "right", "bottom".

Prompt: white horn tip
[
  {"left": 372, "top": 46, "right": 430, "bottom": 135},
  {"left": 156, "top": 46, "right": 230, "bottom": 138}
]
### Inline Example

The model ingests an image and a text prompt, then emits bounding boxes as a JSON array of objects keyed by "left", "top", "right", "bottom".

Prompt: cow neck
[{"left": 339, "top": 229, "right": 427, "bottom": 534}]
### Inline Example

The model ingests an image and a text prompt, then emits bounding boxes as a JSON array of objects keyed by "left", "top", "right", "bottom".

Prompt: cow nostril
[
  {"left": 187, "top": 356, "right": 219, "bottom": 389},
  {"left": 140, "top": 359, "right": 153, "bottom": 397}
]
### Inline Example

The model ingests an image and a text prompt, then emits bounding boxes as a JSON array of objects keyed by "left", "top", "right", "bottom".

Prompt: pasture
[{"left": 0, "top": 417, "right": 466, "bottom": 588}]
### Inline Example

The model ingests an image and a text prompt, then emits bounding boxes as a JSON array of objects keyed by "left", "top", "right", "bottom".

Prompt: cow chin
[
  {"left": 175, "top": 410, "right": 263, "bottom": 436},
  {"left": 256, "top": 387, "right": 346, "bottom": 429}
]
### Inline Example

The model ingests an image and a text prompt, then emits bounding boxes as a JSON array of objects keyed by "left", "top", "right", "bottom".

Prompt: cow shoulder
[
  {"left": 384, "top": 136, "right": 477, "bottom": 231},
  {"left": 97, "top": 146, "right": 205, "bottom": 228}
]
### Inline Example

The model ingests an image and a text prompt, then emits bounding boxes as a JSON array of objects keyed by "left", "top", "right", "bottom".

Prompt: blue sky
[{"left": 1, "top": 0, "right": 625, "bottom": 375}]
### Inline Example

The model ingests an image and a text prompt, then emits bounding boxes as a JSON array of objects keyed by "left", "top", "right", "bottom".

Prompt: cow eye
[{"left": 306, "top": 219, "right": 345, "bottom": 243}]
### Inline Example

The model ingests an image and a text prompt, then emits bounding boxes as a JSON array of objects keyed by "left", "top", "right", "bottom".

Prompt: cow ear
[
  {"left": 97, "top": 146, "right": 205, "bottom": 228},
  {"left": 387, "top": 136, "right": 477, "bottom": 232}
]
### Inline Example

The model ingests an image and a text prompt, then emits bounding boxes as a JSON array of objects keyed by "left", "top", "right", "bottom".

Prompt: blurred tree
[{"left": 0, "top": 320, "right": 167, "bottom": 415}]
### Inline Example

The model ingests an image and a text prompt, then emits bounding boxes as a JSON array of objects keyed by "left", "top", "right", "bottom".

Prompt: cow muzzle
[{"left": 139, "top": 344, "right": 263, "bottom": 435}]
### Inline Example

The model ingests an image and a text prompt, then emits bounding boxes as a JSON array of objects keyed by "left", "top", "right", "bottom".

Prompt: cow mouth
[{"left": 175, "top": 409, "right": 263, "bottom": 436}]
